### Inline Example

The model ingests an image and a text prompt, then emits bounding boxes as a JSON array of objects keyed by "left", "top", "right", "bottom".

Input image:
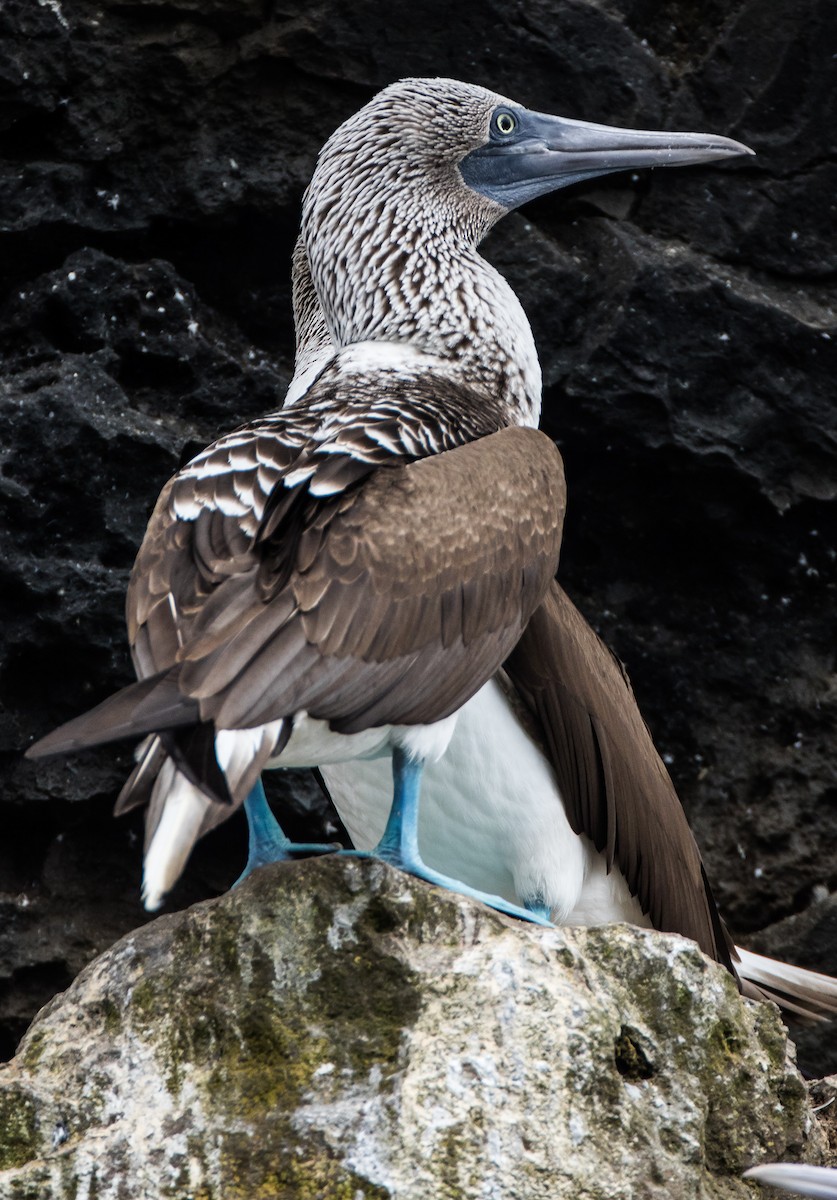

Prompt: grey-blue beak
[{"left": 460, "top": 107, "right": 755, "bottom": 209}]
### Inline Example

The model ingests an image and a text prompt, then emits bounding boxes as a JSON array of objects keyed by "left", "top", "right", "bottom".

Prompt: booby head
[
  {"left": 302, "top": 78, "right": 752, "bottom": 420},
  {"left": 308, "top": 77, "right": 752, "bottom": 239}
]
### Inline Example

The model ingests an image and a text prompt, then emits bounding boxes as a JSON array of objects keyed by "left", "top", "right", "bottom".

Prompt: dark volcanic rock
[{"left": 1, "top": 0, "right": 835, "bottom": 1070}]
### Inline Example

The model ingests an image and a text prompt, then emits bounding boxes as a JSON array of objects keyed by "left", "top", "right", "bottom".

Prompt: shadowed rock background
[{"left": 0, "top": 0, "right": 835, "bottom": 1075}]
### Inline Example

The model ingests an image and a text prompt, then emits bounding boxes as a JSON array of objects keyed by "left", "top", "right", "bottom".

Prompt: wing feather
[
  {"left": 33, "top": 370, "right": 565, "bottom": 825},
  {"left": 505, "top": 581, "right": 735, "bottom": 969},
  {"left": 193, "top": 427, "right": 565, "bottom": 734}
]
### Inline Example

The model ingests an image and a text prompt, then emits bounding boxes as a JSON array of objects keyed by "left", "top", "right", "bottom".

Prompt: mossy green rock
[{"left": 0, "top": 858, "right": 823, "bottom": 1198}]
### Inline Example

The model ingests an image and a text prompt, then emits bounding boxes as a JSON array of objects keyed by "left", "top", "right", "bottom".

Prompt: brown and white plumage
[
  {"left": 306, "top": 298, "right": 837, "bottom": 1013},
  {"left": 503, "top": 581, "right": 733, "bottom": 967},
  {"left": 131, "top": 385, "right": 561, "bottom": 740},
  {"left": 242, "top": 84, "right": 831, "bottom": 1015},
  {"left": 31, "top": 366, "right": 565, "bottom": 905},
  {"left": 270, "top": 239, "right": 835, "bottom": 1009},
  {"left": 29, "top": 78, "right": 582, "bottom": 906},
  {"left": 33, "top": 74, "right": 817, "bottom": 1000}
]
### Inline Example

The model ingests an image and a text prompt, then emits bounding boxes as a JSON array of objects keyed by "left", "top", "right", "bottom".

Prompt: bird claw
[
  {"left": 234, "top": 837, "right": 340, "bottom": 887},
  {"left": 339, "top": 847, "right": 553, "bottom": 926},
  {"left": 236, "top": 778, "right": 340, "bottom": 886}
]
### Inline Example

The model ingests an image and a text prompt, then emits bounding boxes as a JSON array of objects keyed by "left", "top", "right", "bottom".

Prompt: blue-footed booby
[{"left": 30, "top": 77, "right": 831, "bottom": 1012}]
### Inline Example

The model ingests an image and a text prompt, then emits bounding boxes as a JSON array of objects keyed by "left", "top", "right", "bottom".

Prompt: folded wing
[
  {"left": 505, "top": 582, "right": 733, "bottom": 969},
  {"left": 30, "top": 391, "right": 566, "bottom": 805}
]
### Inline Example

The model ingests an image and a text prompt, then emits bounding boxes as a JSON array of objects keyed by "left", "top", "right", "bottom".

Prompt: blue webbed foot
[
  {"left": 342, "top": 847, "right": 553, "bottom": 925},
  {"left": 340, "top": 748, "right": 553, "bottom": 928},
  {"left": 235, "top": 779, "right": 340, "bottom": 887}
]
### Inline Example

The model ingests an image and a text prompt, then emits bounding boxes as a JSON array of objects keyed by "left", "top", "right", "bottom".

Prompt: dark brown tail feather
[
  {"left": 114, "top": 735, "right": 166, "bottom": 816},
  {"left": 159, "top": 723, "right": 233, "bottom": 805},
  {"left": 25, "top": 669, "right": 199, "bottom": 759}
]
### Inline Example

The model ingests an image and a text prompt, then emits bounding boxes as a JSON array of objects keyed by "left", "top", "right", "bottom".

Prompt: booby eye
[{"left": 493, "top": 110, "right": 517, "bottom": 137}]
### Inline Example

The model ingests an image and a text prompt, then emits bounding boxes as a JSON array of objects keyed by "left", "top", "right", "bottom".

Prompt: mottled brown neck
[{"left": 301, "top": 118, "right": 542, "bottom": 427}]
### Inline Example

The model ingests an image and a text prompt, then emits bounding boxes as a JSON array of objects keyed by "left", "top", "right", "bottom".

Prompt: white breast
[{"left": 321, "top": 677, "right": 646, "bottom": 925}]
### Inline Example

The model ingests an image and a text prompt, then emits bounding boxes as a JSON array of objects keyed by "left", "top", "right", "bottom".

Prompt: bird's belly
[
  {"left": 262, "top": 709, "right": 459, "bottom": 770},
  {"left": 563, "top": 855, "right": 647, "bottom": 929},
  {"left": 322, "top": 678, "right": 607, "bottom": 921},
  {"left": 265, "top": 713, "right": 391, "bottom": 768}
]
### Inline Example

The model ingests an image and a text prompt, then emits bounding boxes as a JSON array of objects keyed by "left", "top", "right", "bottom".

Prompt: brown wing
[
  {"left": 505, "top": 581, "right": 735, "bottom": 970},
  {"left": 126, "top": 370, "right": 511, "bottom": 681},
  {"left": 30, "top": 427, "right": 566, "bottom": 788},
  {"left": 174, "top": 426, "right": 566, "bottom": 735}
]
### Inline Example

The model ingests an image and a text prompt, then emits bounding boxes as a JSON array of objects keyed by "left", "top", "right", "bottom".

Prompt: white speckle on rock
[
  {"left": 568, "top": 1113, "right": 588, "bottom": 1145},
  {"left": 37, "top": 0, "right": 69, "bottom": 28},
  {"left": 326, "top": 902, "right": 361, "bottom": 950}
]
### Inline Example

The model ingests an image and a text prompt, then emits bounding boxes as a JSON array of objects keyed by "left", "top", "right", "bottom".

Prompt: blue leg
[
  {"left": 235, "top": 779, "right": 339, "bottom": 887},
  {"left": 341, "top": 748, "right": 553, "bottom": 927}
]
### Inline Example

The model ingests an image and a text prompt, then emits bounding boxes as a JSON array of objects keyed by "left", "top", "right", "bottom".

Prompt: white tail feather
[
  {"left": 140, "top": 723, "right": 283, "bottom": 911},
  {"left": 744, "top": 1165, "right": 837, "bottom": 1198},
  {"left": 736, "top": 946, "right": 837, "bottom": 1020},
  {"left": 142, "top": 764, "right": 212, "bottom": 911}
]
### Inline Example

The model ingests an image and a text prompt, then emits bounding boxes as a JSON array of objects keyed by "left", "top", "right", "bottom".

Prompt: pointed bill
[{"left": 460, "top": 106, "right": 754, "bottom": 209}]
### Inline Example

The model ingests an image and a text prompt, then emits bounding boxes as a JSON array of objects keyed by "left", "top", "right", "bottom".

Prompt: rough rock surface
[
  {"left": 0, "top": 859, "right": 826, "bottom": 1199},
  {"left": 1, "top": 0, "right": 836, "bottom": 1066}
]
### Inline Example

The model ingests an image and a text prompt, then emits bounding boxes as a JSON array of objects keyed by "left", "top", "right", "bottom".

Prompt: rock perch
[{"left": 0, "top": 858, "right": 825, "bottom": 1199}]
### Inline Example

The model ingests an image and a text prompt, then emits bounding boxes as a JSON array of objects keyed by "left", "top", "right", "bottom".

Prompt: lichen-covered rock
[
  {"left": 0, "top": 859, "right": 823, "bottom": 1199},
  {"left": 808, "top": 1075, "right": 837, "bottom": 1168}
]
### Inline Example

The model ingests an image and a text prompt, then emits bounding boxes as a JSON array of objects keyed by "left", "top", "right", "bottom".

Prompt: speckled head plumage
[
  {"left": 301, "top": 78, "right": 545, "bottom": 423},
  {"left": 301, "top": 77, "right": 752, "bottom": 424},
  {"left": 306, "top": 78, "right": 508, "bottom": 241}
]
